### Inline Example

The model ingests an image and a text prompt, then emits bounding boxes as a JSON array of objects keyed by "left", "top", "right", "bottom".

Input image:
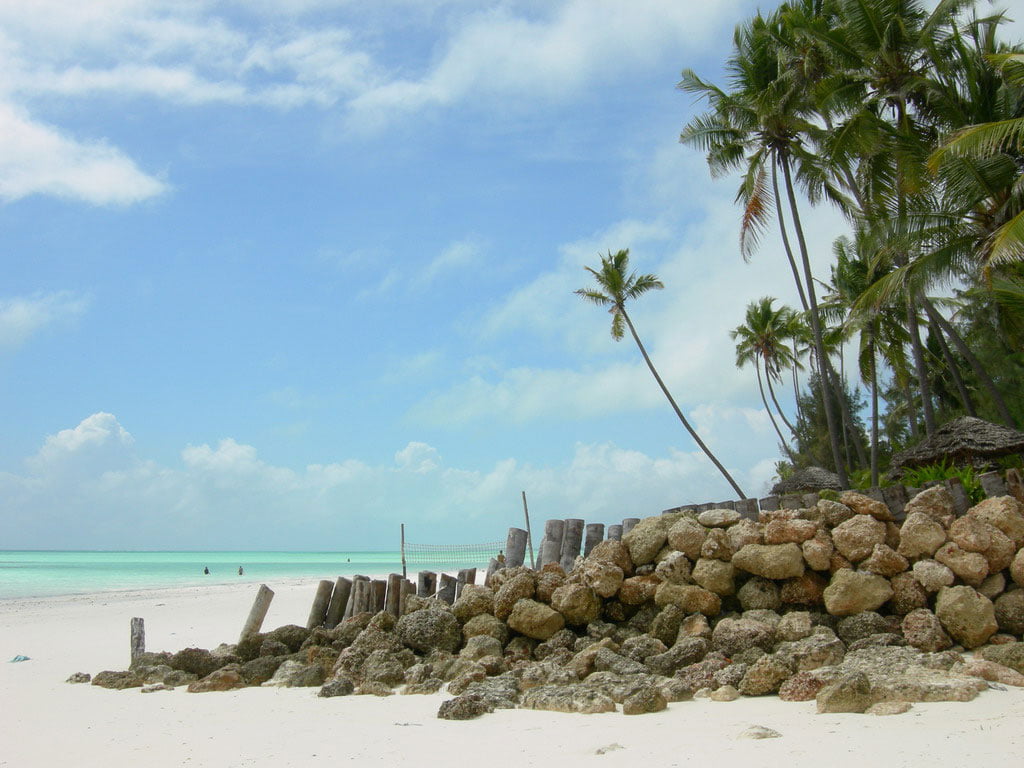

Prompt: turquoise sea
[{"left": 0, "top": 551, "right": 412, "bottom": 600}]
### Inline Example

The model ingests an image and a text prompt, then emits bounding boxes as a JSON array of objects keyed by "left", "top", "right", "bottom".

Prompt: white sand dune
[{"left": 2, "top": 580, "right": 1023, "bottom": 768}]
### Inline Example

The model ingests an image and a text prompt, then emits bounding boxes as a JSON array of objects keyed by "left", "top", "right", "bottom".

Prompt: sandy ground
[{"left": 2, "top": 579, "right": 1023, "bottom": 768}]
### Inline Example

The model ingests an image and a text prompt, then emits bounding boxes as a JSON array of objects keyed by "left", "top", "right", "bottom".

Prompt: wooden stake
[
  {"left": 400, "top": 523, "right": 407, "bottom": 579},
  {"left": 306, "top": 579, "right": 334, "bottom": 629},
  {"left": 130, "top": 617, "right": 145, "bottom": 663},
  {"left": 385, "top": 573, "right": 403, "bottom": 616},
  {"left": 522, "top": 491, "right": 535, "bottom": 569},
  {"left": 324, "top": 577, "right": 352, "bottom": 629},
  {"left": 239, "top": 584, "right": 274, "bottom": 643}
]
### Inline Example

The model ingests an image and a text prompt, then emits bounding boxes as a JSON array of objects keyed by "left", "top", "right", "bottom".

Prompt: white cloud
[
  {"left": 0, "top": 290, "right": 91, "bottom": 347},
  {"left": 0, "top": 103, "right": 166, "bottom": 204},
  {"left": 1, "top": 412, "right": 765, "bottom": 549}
]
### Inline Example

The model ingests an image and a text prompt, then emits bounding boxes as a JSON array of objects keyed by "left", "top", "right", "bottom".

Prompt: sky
[{"left": 2, "top": 0, "right": 1019, "bottom": 551}]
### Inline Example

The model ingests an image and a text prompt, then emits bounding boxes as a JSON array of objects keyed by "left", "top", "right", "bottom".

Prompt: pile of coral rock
[{"left": 86, "top": 489, "right": 1024, "bottom": 719}]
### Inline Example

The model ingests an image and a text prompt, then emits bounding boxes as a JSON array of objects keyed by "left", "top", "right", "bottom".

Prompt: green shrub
[
  {"left": 900, "top": 459, "right": 985, "bottom": 504},
  {"left": 818, "top": 489, "right": 840, "bottom": 501}
]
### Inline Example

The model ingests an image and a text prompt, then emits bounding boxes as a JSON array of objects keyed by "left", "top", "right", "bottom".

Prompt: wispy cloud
[{"left": 0, "top": 290, "right": 91, "bottom": 347}]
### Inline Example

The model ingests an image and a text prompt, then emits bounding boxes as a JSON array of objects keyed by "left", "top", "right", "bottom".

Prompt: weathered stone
[
  {"left": 1013, "top": 550, "right": 1024, "bottom": 588},
  {"left": 577, "top": 559, "right": 626, "bottom": 597},
  {"left": 507, "top": 599, "right": 565, "bottom": 641},
  {"left": 460, "top": 635, "right": 503, "bottom": 661},
  {"left": 727, "top": 519, "right": 763, "bottom": 552},
  {"left": 645, "top": 637, "right": 709, "bottom": 677},
  {"left": 935, "top": 586, "right": 997, "bottom": 649},
  {"left": 978, "top": 643, "right": 1024, "bottom": 674},
  {"left": 535, "top": 570, "right": 565, "bottom": 604},
  {"left": 396, "top": 608, "right": 461, "bottom": 654},
  {"left": 774, "top": 632, "right": 846, "bottom": 671},
  {"left": 738, "top": 725, "right": 782, "bottom": 739},
  {"left": 778, "top": 671, "right": 826, "bottom": 701},
  {"left": 318, "top": 676, "right": 356, "bottom": 697},
  {"left": 666, "top": 518, "right": 706, "bottom": 560},
  {"left": 888, "top": 572, "right": 929, "bottom": 615},
  {"left": 91, "top": 670, "right": 144, "bottom": 690},
  {"left": 239, "top": 655, "right": 285, "bottom": 686},
  {"left": 264, "top": 624, "right": 311, "bottom": 653},
  {"left": 623, "top": 517, "right": 670, "bottom": 566},
  {"left": 995, "top": 589, "right": 1024, "bottom": 635},
  {"left": 692, "top": 558, "right": 736, "bottom": 596},
  {"left": 832, "top": 515, "right": 887, "bottom": 563},
  {"left": 738, "top": 654, "right": 793, "bottom": 696},
  {"left": 493, "top": 572, "right": 537, "bottom": 620},
  {"left": 168, "top": 647, "right": 221, "bottom": 679},
  {"left": 66, "top": 672, "right": 92, "bottom": 684},
  {"left": 622, "top": 687, "right": 668, "bottom": 714},
  {"left": 700, "top": 528, "right": 735, "bottom": 561},
  {"left": 521, "top": 684, "right": 616, "bottom": 714},
  {"left": 934, "top": 542, "right": 989, "bottom": 586},
  {"left": 698, "top": 508, "right": 741, "bottom": 527},
  {"left": 653, "top": 551, "right": 691, "bottom": 586},
  {"left": 861, "top": 544, "right": 909, "bottom": 578},
  {"left": 867, "top": 701, "right": 912, "bottom": 715},
  {"left": 968, "top": 496, "right": 1024, "bottom": 547},
  {"left": 896, "top": 512, "right": 947, "bottom": 559},
  {"left": 550, "top": 583, "right": 601, "bottom": 626},
  {"left": 675, "top": 655, "right": 731, "bottom": 691},
  {"left": 462, "top": 613, "right": 509, "bottom": 645},
  {"left": 815, "top": 499, "right": 855, "bottom": 527},
  {"left": 901, "top": 609, "right": 952, "bottom": 652},
  {"left": 737, "top": 576, "right": 781, "bottom": 611},
  {"left": 954, "top": 659, "right": 1024, "bottom": 687},
  {"left": 903, "top": 486, "right": 956, "bottom": 528},
  {"left": 840, "top": 491, "right": 893, "bottom": 521},
  {"left": 678, "top": 613, "right": 713, "bottom": 641},
  {"left": 780, "top": 572, "right": 827, "bottom": 606},
  {"left": 461, "top": 676, "right": 520, "bottom": 709},
  {"left": 978, "top": 572, "right": 1005, "bottom": 601},
  {"left": 262, "top": 659, "right": 325, "bottom": 688},
  {"left": 776, "top": 611, "right": 813, "bottom": 642},
  {"left": 712, "top": 618, "right": 775, "bottom": 656},
  {"left": 733, "top": 543, "right": 805, "bottom": 580},
  {"left": 836, "top": 612, "right": 894, "bottom": 643},
  {"left": 587, "top": 539, "right": 634, "bottom": 576},
  {"left": 654, "top": 583, "right": 721, "bottom": 616},
  {"left": 707, "top": 684, "right": 739, "bottom": 702},
  {"left": 452, "top": 585, "right": 494, "bottom": 623},
  {"left": 438, "top": 693, "right": 493, "bottom": 720},
  {"left": 816, "top": 672, "right": 873, "bottom": 713},
  {"left": 823, "top": 569, "right": 893, "bottom": 616},
  {"left": 764, "top": 518, "right": 818, "bottom": 545},
  {"left": 188, "top": 666, "right": 245, "bottom": 692},
  {"left": 911, "top": 559, "right": 955, "bottom": 592}
]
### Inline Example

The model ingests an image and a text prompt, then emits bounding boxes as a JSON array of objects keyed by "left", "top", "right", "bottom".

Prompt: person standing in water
[
  {"left": 238, "top": 566, "right": 244, "bottom": 576},
  {"left": 203, "top": 566, "right": 210, "bottom": 575}
]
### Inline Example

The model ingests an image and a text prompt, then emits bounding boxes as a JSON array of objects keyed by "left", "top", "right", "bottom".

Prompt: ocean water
[{"left": 0, "top": 551, "right": 414, "bottom": 600}]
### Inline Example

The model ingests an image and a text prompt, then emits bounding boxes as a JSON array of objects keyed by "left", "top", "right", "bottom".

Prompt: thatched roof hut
[
  {"left": 888, "top": 416, "right": 1024, "bottom": 476},
  {"left": 771, "top": 466, "right": 843, "bottom": 495}
]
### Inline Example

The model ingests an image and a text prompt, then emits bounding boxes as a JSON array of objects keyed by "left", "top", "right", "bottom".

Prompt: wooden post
[
  {"left": 583, "top": 523, "right": 604, "bottom": 557},
  {"left": 1006, "top": 468, "right": 1024, "bottom": 505},
  {"left": 400, "top": 523, "right": 407, "bottom": 579},
  {"left": 239, "top": 584, "right": 274, "bottom": 643},
  {"left": 881, "top": 485, "right": 908, "bottom": 521},
  {"left": 606, "top": 524, "right": 623, "bottom": 541},
  {"left": 345, "top": 575, "right": 369, "bottom": 618},
  {"left": 399, "top": 579, "right": 415, "bottom": 616},
  {"left": 522, "top": 491, "right": 535, "bottom": 569},
  {"left": 417, "top": 570, "right": 437, "bottom": 597},
  {"left": 736, "top": 498, "right": 759, "bottom": 520},
  {"left": 130, "top": 617, "right": 145, "bottom": 663},
  {"left": 944, "top": 477, "right": 970, "bottom": 517},
  {"left": 781, "top": 493, "right": 804, "bottom": 510},
  {"left": 979, "top": 471, "right": 1008, "bottom": 498},
  {"left": 759, "top": 496, "right": 780, "bottom": 512},
  {"left": 801, "top": 492, "right": 820, "bottom": 509},
  {"left": 505, "top": 527, "right": 528, "bottom": 568},
  {"left": 324, "top": 577, "right": 352, "bottom": 629},
  {"left": 485, "top": 557, "right": 500, "bottom": 586},
  {"left": 559, "top": 518, "right": 585, "bottom": 572},
  {"left": 537, "top": 519, "right": 564, "bottom": 569},
  {"left": 622, "top": 518, "right": 640, "bottom": 535},
  {"left": 385, "top": 573, "right": 403, "bottom": 617},
  {"left": 455, "top": 568, "right": 471, "bottom": 600},
  {"left": 436, "top": 573, "right": 457, "bottom": 604},
  {"left": 371, "top": 579, "right": 387, "bottom": 613},
  {"left": 306, "top": 579, "right": 335, "bottom": 629}
]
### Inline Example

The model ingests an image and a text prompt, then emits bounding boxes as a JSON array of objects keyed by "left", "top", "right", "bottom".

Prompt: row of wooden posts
[{"left": 127, "top": 468, "right": 1022, "bottom": 662}]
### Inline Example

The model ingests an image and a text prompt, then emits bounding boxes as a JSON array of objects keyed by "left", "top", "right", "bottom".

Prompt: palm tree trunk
[
  {"left": 766, "top": 371, "right": 797, "bottom": 436},
  {"left": 619, "top": 305, "right": 747, "bottom": 499},
  {"left": 781, "top": 153, "right": 849, "bottom": 486},
  {"left": 906, "top": 294, "right": 937, "bottom": 435},
  {"left": 824, "top": 356, "right": 868, "bottom": 470},
  {"left": 757, "top": 360, "right": 797, "bottom": 461},
  {"left": 902, "top": 380, "right": 920, "bottom": 440},
  {"left": 922, "top": 299, "right": 1016, "bottom": 427},
  {"left": 929, "top": 312, "right": 977, "bottom": 417},
  {"left": 771, "top": 156, "right": 809, "bottom": 312},
  {"left": 869, "top": 335, "right": 879, "bottom": 487}
]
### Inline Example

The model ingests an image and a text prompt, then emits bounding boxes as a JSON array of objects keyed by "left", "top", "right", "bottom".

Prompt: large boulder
[
  {"left": 903, "top": 486, "right": 956, "bottom": 528},
  {"left": 823, "top": 569, "right": 893, "bottom": 616},
  {"left": 691, "top": 558, "right": 736, "bottom": 596},
  {"left": 861, "top": 544, "right": 909, "bottom": 578},
  {"left": 667, "top": 518, "right": 707, "bottom": 560},
  {"left": 934, "top": 586, "right": 998, "bottom": 649},
  {"left": 396, "top": 608, "right": 461, "bottom": 654},
  {"left": 520, "top": 684, "right": 616, "bottom": 714},
  {"left": 978, "top": 643, "right": 1024, "bottom": 674},
  {"left": 764, "top": 519, "right": 818, "bottom": 545},
  {"left": 654, "top": 583, "right": 721, "bottom": 616},
  {"left": 576, "top": 559, "right": 626, "bottom": 597},
  {"left": 839, "top": 491, "right": 893, "bottom": 521},
  {"left": 896, "top": 512, "right": 947, "bottom": 559},
  {"left": 493, "top": 572, "right": 537, "bottom": 620},
  {"left": 550, "top": 584, "right": 601, "bottom": 626},
  {"left": 187, "top": 666, "right": 245, "bottom": 693},
  {"left": 816, "top": 672, "right": 873, "bottom": 713},
  {"left": 623, "top": 517, "right": 670, "bottom": 566},
  {"left": 968, "top": 496, "right": 1024, "bottom": 547},
  {"left": 994, "top": 589, "right": 1024, "bottom": 635},
  {"left": 261, "top": 660, "right": 325, "bottom": 688},
  {"left": 507, "top": 599, "right": 565, "bottom": 640},
  {"left": 901, "top": 609, "right": 952, "bottom": 652},
  {"left": 711, "top": 618, "right": 775, "bottom": 656},
  {"left": 452, "top": 586, "right": 494, "bottom": 623},
  {"left": 911, "top": 559, "right": 955, "bottom": 592},
  {"left": 732, "top": 543, "right": 805, "bottom": 580},
  {"left": 737, "top": 577, "right": 781, "bottom": 611},
  {"left": 832, "top": 515, "right": 887, "bottom": 563},
  {"left": 934, "top": 542, "right": 989, "bottom": 586},
  {"left": 587, "top": 539, "right": 634, "bottom": 575}
]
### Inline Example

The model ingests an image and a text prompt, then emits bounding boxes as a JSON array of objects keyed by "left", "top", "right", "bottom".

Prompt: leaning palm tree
[{"left": 576, "top": 249, "right": 747, "bottom": 499}]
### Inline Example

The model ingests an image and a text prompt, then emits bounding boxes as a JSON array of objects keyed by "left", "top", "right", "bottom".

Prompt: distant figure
[
  {"left": 238, "top": 566, "right": 244, "bottom": 576},
  {"left": 347, "top": 558, "right": 350, "bottom": 562},
  {"left": 497, "top": 550, "right": 506, "bottom": 565},
  {"left": 203, "top": 566, "right": 210, "bottom": 575}
]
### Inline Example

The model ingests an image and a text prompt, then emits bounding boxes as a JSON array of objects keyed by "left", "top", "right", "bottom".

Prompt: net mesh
[{"left": 403, "top": 541, "right": 505, "bottom": 570}]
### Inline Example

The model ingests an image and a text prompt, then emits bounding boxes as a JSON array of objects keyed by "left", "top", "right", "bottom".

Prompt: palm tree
[
  {"left": 576, "top": 249, "right": 748, "bottom": 499},
  {"left": 731, "top": 297, "right": 800, "bottom": 461},
  {"left": 680, "top": 7, "right": 849, "bottom": 484}
]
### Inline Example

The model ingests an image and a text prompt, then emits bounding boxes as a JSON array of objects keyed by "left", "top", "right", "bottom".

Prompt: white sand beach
[{"left": 2, "top": 579, "right": 1023, "bottom": 768}]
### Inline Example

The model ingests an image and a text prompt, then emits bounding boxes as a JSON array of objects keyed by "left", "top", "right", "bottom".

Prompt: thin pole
[
  {"left": 522, "top": 491, "right": 535, "bottom": 569},
  {"left": 400, "top": 523, "right": 407, "bottom": 579}
]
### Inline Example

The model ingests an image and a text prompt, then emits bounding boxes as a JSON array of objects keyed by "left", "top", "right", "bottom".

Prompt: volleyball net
[{"left": 401, "top": 540, "right": 506, "bottom": 570}]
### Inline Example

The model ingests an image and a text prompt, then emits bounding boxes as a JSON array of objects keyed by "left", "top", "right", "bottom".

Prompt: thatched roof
[
  {"left": 889, "top": 416, "right": 1024, "bottom": 475},
  {"left": 771, "top": 466, "right": 843, "bottom": 495}
]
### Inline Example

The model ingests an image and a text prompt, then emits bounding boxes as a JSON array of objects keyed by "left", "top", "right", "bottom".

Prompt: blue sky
[{"left": 3, "top": 1, "right": 1014, "bottom": 551}]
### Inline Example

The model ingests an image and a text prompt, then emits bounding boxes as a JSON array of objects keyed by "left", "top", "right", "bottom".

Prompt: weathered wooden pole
[
  {"left": 324, "top": 577, "right": 352, "bottom": 629},
  {"left": 130, "top": 617, "right": 145, "bottom": 663},
  {"left": 399, "top": 579, "right": 415, "bottom": 616},
  {"left": 400, "top": 523, "right": 407, "bottom": 579},
  {"left": 606, "top": 524, "right": 623, "bottom": 541},
  {"left": 345, "top": 575, "right": 369, "bottom": 618},
  {"left": 537, "top": 519, "right": 564, "bottom": 569},
  {"left": 735, "top": 498, "right": 759, "bottom": 520},
  {"left": 455, "top": 568, "right": 476, "bottom": 599},
  {"left": 371, "top": 579, "right": 387, "bottom": 613},
  {"left": 583, "top": 523, "right": 604, "bottom": 557},
  {"left": 759, "top": 495, "right": 780, "bottom": 512},
  {"left": 559, "top": 518, "right": 585, "bottom": 572},
  {"left": 622, "top": 518, "right": 640, "bottom": 536},
  {"left": 385, "top": 573, "right": 403, "bottom": 616},
  {"left": 522, "top": 491, "right": 535, "bottom": 569},
  {"left": 436, "top": 573, "right": 457, "bottom": 604},
  {"left": 306, "top": 579, "right": 334, "bottom": 629},
  {"left": 417, "top": 570, "right": 437, "bottom": 597},
  {"left": 239, "top": 584, "right": 274, "bottom": 643},
  {"left": 484, "top": 557, "right": 500, "bottom": 586},
  {"left": 979, "top": 471, "right": 1008, "bottom": 498},
  {"left": 1007, "top": 468, "right": 1024, "bottom": 505},
  {"left": 505, "top": 527, "right": 528, "bottom": 568}
]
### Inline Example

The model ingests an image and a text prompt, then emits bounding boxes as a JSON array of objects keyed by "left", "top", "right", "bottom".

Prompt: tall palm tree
[
  {"left": 731, "top": 297, "right": 800, "bottom": 461},
  {"left": 575, "top": 249, "right": 748, "bottom": 499},
  {"left": 680, "top": 7, "right": 849, "bottom": 484}
]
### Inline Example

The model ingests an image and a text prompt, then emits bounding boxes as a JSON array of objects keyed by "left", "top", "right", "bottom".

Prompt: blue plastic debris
[{"left": 9, "top": 655, "right": 30, "bottom": 662}]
